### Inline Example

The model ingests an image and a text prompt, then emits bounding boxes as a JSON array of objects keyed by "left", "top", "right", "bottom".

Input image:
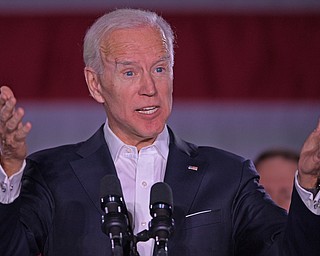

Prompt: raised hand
[
  {"left": 298, "top": 120, "right": 320, "bottom": 189},
  {"left": 0, "top": 86, "right": 32, "bottom": 177}
]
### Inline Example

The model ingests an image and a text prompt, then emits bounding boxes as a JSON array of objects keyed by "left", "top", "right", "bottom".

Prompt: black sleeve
[
  {"left": 282, "top": 186, "right": 320, "bottom": 255},
  {"left": 0, "top": 161, "right": 54, "bottom": 256}
]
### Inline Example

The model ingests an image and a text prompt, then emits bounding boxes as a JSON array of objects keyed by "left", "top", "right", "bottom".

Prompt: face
[
  {"left": 257, "top": 156, "right": 297, "bottom": 211},
  {"left": 85, "top": 26, "right": 173, "bottom": 150}
]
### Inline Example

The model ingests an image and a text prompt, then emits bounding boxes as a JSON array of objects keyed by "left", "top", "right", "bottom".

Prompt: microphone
[
  {"left": 148, "top": 182, "right": 174, "bottom": 256},
  {"left": 100, "top": 175, "right": 132, "bottom": 256}
]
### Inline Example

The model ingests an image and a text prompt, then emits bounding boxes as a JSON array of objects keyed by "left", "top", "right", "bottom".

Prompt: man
[
  {"left": 255, "top": 149, "right": 299, "bottom": 211},
  {"left": 0, "top": 8, "right": 320, "bottom": 256}
]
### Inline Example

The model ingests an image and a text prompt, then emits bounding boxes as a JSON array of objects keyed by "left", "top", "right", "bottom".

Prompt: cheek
[
  {"left": 161, "top": 79, "right": 173, "bottom": 98},
  {"left": 107, "top": 94, "right": 125, "bottom": 111},
  {"left": 99, "top": 79, "right": 122, "bottom": 102},
  {"left": 105, "top": 89, "right": 136, "bottom": 118},
  {"left": 166, "top": 85, "right": 173, "bottom": 108},
  {"left": 99, "top": 86, "right": 122, "bottom": 112}
]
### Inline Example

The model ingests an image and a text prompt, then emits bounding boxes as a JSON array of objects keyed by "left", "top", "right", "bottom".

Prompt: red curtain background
[{"left": 1, "top": 12, "right": 320, "bottom": 101}]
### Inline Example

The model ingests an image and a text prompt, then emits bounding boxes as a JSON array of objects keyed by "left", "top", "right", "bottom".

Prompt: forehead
[{"left": 100, "top": 26, "right": 169, "bottom": 60}]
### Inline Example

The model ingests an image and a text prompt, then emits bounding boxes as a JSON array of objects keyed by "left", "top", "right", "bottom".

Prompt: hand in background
[{"left": 0, "top": 86, "right": 31, "bottom": 177}]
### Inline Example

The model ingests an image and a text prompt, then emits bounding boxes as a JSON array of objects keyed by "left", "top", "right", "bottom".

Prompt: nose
[{"left": 138, "top": 72, "right": 157, "bottom": 96}]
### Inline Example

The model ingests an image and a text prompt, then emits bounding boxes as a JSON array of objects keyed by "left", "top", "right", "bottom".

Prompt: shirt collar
[{"left": 103, "top": 120, "right": 170, "bottom": 162}]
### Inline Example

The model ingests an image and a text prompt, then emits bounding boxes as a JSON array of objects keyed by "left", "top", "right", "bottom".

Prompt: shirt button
[
  {"left": 141, "top": 221, "right": 147, "bottom": 227},
  {"left": 126, "top": 148, "right": 132, "bottom": 153},
  {"left": 141, "top": 181, "right": 148, "bottom": 188}
]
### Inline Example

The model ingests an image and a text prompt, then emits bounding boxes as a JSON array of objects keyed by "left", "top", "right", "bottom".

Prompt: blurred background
[{"left": 0, "top": 0, "right": 319, "bottom": 159}]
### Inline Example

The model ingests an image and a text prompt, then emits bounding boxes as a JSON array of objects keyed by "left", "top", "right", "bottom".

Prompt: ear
[{"left": 84, "top": 67, "right": 105, "bottom": 103}]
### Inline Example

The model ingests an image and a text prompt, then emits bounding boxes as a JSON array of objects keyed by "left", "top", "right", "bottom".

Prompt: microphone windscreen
[
  {"left": 100, "top": 175, "right": 123, "bottom": 198},
  {"left": 150, "top": 182, "right": 173, "bottom": 206}
]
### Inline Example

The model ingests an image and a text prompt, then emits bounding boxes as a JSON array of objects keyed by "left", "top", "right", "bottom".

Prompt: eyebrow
[
  {"left": 114, "top": 55, "right": 171, "bottom": 66},
  {"left": 115, "top": 60, "right": 137, "bottom": 66}
]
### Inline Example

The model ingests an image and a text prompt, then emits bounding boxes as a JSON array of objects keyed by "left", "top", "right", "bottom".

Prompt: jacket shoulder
[{"left": 26, "top": 125, "right": 106, "bottom": 167}]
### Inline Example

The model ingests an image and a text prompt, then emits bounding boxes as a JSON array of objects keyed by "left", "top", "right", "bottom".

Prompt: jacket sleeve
[
  {"left": 282, "top": 186, "right": 320, "bottom": 255},
  {"left": 231, "top": 159, "right": 287, "bottom": 255},
  {"left": 232, "top": 159, "right": 320, "bottom": 256},
  {"left": 0, "top": 160, "right": 54, "bottom": 256}
]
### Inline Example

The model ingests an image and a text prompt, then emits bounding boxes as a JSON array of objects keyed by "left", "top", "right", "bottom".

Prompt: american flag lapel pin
[{"left": 188, "top": 165, "right": 198, "bottom": 171}]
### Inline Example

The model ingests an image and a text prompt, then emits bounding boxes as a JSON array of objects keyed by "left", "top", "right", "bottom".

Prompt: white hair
[{"left": 83, "top": 8, "right": 175, "bottom": 74}]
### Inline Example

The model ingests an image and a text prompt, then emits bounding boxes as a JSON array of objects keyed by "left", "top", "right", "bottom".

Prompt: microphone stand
[
  {"left": 129, "top": 235, "right": 140, "bottom": 256},
  {"left": 153, "top": 239, "right": 168, "bottom": 256},
  {"left": 136, "top": 228, "right": 169, "bottom": 256},
  {"left": 129, "top": 229, "right": 152, "bottom": 256},
  {"left": 112, "top": 244, "right": 123, "bottom": 256},
  {"left": 107, "top": 227, "right": 124, "bottom": 256},
  {"left": 101, "top": 212, "right": 129, "bottom": 256}
]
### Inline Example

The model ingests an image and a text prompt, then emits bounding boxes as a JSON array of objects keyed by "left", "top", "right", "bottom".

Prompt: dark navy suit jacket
[{"left": 1, "top": 125, "right": 320, "bottom": 255}]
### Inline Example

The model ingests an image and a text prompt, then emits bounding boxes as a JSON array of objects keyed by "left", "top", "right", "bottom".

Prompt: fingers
[
  {"left": 0, "top": 86, "right": 14, "bottom": 106},
  {"left": 15, "top": 121, "right": 32, "bottom": 142},
  {"left": 0, "top": 86, "right": 31, "bottom": 155},
  {"left": 1, "top": 120, "right": 32, "bottom": 146},
  {"left": 0, "top": 86, "right": 28, "bottom": 136},
  {"left": 0, "top": 98, "right": 21, "bottom": 134},
  {"left": 0, "top": 86, "right": 31, "bottom": 176},
  {"left": 5, "top": 107, "right": 24, "bottom": 132},
  {"left": 0, "top": 90, "right": 16, "bottom": 126}
]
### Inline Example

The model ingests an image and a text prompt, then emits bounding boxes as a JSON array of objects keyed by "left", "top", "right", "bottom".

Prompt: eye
[
  {"left": 155, "top": 67, "right": 164, "bottom": 73},
  {"left": 124, "top": 71, "right": 134, "bottom": 77}
]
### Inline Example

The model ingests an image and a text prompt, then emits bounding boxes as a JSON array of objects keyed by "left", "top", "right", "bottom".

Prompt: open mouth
[{"left": 136, "top": 106, "right": 159, "bottom": 115}]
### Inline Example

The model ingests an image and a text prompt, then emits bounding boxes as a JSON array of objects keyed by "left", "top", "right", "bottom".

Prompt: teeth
[{"left": 137, "top": 106, "right": 158, "bottom": 114}]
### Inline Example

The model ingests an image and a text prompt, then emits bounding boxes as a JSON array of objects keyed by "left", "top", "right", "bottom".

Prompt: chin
[{"left": 140, "top": 125, "right": 164, "bottom": 138}]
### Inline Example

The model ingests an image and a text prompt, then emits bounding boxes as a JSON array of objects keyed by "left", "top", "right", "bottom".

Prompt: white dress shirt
[
  {"left": 104, "top": 123, "right": 169, "bottom": 255},
  {"left": 0, "top": 161, "right": 25, "bottom": 203}
]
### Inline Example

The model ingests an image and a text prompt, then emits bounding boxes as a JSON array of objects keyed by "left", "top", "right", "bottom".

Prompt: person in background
[
  {"left": 0, "top": 8, "right": 320, "bottom": 256},
  {"left": 255, "top": 149, "right": 299, "bottom": 211}
]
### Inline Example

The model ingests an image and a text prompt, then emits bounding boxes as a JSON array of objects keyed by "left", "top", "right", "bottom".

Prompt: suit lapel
[
  {"left": 70, "top": 127, "right": 117, "bottom": 213},
  {"left": 69, "top": 126, "right": 207, "bottom": 222},
  {"left": 164, "top": 128, "right": 207, "bottom": 226}
]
